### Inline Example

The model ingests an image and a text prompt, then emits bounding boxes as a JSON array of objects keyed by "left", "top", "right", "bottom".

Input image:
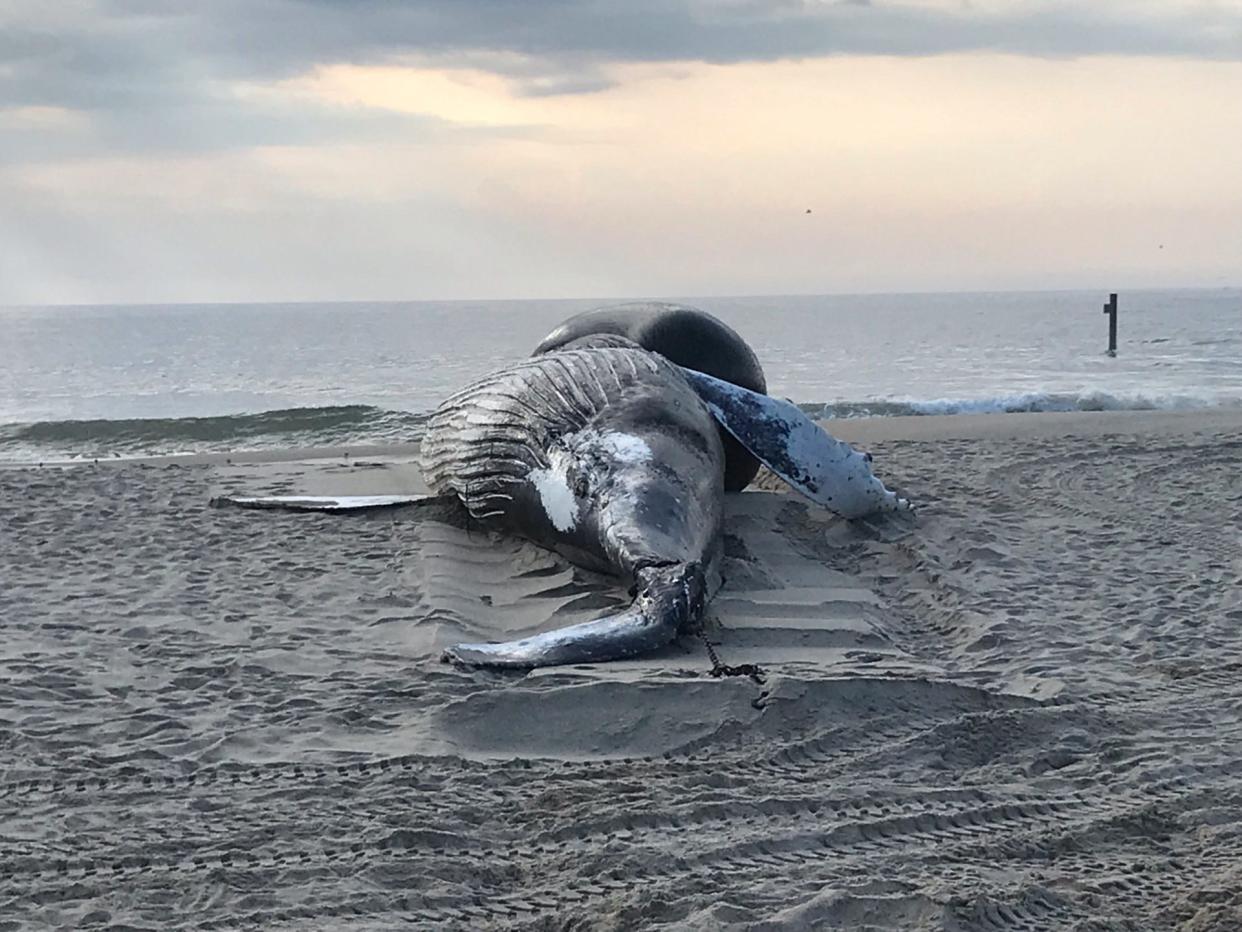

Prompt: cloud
[
  {"left": 4, "top": 2, "right": 1242, "bottom": 112},
  {"left": 1, "top": 1, "right": 1237, "bottom": 159},
  {"left": 2, "top": 1, "right": 1239, "bottom": 303},
  {"left": 5, "top": 51, "right": 1239, "bottom": 305}
]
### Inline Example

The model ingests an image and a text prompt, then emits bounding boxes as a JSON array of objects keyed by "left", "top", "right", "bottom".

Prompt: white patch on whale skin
[
  {"left": 597, "top": 431, "right": 651, "bottom": 464},
  {"left": 527, "top": 431, "right": 648, "bottom": 533},
  {"left": 529, "top": 460, "right": 579, "bottom": 531}
]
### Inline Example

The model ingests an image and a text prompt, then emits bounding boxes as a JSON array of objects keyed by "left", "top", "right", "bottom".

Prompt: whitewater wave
[
  {"left": 2, "top": 391, "right": 1237, "bottom": 464},
  {"left": 798, "top": 390, "right": 1241, "bottom": 420},
  {"left": 0, "top": 405, "right": 427, "bottom": 464}
]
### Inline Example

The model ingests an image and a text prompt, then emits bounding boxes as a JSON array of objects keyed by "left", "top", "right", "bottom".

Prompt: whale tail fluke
[{"left": 441, "top": 562, "right": 706, "bottom": 670}]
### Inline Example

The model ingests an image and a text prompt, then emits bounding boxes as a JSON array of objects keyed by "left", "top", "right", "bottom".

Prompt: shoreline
[{"left": 8, "top": 406, "right": 1242, "bottom": 470}]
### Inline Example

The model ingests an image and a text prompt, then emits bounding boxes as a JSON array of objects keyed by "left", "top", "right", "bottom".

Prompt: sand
[{"left": 2, "top": 409, "right": 1241, "bottom": 930}]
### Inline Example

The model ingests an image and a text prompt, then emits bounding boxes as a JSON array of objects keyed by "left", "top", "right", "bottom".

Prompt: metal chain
[{"left": 697, "top": 627, "right": 765, "bottom": 684}]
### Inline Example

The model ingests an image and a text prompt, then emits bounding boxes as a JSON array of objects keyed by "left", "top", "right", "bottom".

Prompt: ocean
[{"left": 2, "top": 288, "right": 1239, "bottom": 463}]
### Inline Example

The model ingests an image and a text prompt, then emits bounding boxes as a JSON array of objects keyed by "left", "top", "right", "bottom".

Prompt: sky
[{"left": 1, "top": 0, "right": 1240, "bottom": 305}]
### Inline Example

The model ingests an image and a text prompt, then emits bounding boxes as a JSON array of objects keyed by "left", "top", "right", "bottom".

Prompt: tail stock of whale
[{"left": 441, "top": 562, "right": 705, "bottom": 669}]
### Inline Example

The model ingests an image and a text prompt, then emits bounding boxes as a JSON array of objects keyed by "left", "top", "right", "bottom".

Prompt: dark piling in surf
[{"left": 1103, "top": 292, "right": 1118, "bottom": 357}]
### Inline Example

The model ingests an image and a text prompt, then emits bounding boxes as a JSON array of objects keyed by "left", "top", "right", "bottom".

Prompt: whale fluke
[{"left": 441, "top": 562, "right": 705, "bottom": 669}]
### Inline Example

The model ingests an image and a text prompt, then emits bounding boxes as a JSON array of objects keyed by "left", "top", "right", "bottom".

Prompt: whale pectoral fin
[
  {"left": 443, "top": 562, "right": 706, "bottom": 670},
  {"left": 678, "top": 367, "right": 912, "bottom": 518},
  {"left": 210, "top": 493, "right": 444, "bottom": 513}
]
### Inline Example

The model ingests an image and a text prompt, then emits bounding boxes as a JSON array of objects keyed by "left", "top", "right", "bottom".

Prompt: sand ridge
[{"left": 2, "top": 410, "right": 1241, "bottom": 929}]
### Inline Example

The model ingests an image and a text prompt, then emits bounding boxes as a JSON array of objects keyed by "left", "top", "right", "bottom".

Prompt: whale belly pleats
[{"left": 419, "top": 348, "right": 664, "bottom": 523}]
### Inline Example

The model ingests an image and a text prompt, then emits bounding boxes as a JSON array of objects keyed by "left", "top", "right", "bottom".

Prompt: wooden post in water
[{"left": 1103, "top": 292, "right": 1118, "bottom": 357}]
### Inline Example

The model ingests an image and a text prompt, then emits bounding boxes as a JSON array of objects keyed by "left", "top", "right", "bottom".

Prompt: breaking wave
[
  {"left": 798, "top": 390, "right": 1241, "bottom": 420},
  {"left": 0, "top": 405, "right": 427, "bottom": 464},
  {"left": 2, "top": 391, "right": 1237, "bottom": 464}
]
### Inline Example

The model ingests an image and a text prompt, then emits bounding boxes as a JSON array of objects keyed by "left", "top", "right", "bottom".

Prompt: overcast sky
[{"left": 2, "top": 1, "right": 1240, "bottom": 304}]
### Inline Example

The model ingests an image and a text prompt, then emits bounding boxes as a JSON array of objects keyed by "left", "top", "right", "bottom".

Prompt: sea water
[{"left": 1, "top": 289, "right": 1239, "bottom": 462}]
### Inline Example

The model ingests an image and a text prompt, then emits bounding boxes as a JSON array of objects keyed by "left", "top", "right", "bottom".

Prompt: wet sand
[{"left": 2, "top": 409, "right": 1241, "bottom": 930}]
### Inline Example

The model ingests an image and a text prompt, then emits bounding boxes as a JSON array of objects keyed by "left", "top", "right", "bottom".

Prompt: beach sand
[{"left": 2, "top": 409, "right": 1241, "bottom": 930}]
